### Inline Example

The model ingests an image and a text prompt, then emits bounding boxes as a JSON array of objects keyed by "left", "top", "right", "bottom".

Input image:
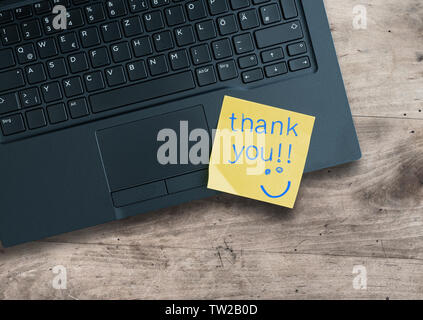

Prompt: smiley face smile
[{"left": 260, "top": 181, "right": 292, "bottom": 198}]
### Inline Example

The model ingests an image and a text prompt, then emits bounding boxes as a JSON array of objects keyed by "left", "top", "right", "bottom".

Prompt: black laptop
[{"left": 0, "top": 0, "right": 360, "bottom": 247}]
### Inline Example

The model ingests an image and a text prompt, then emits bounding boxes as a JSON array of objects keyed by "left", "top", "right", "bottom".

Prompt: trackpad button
[{"left": 97, "top": 106, "right": 209, "bottom": 192}]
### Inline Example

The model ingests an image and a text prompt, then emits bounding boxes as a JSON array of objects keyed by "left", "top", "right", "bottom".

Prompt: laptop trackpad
[{"left": 96, "top": 106, "right": 209, "bottom": 192}]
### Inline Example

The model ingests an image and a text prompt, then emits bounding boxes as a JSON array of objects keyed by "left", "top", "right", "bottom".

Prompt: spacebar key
[{"left": 90, "top": 71, "right": 196, "bottom": 113}]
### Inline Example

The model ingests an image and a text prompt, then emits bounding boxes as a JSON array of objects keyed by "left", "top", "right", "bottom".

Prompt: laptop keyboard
[{"left": 0, "top": 0, "right": 314, "bottom": 140}]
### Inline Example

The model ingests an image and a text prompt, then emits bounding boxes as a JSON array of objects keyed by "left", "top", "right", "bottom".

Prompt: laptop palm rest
[{"left": 96, "top": 106, "right": 209, "bottom": 207}]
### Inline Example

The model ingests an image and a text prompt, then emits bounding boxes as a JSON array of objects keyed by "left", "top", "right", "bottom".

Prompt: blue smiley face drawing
[{"left": 260, "top": 167, "right": 292, "bottom": 198}]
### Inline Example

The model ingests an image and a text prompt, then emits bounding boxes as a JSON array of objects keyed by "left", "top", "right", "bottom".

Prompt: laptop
[{"left": 0, "top": 0, "right": 361, "bottom": 247}]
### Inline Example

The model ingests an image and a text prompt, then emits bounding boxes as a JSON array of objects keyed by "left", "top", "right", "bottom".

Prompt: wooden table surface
[{"left": 1, "top": 0, "right": 422, "bottom": 300}]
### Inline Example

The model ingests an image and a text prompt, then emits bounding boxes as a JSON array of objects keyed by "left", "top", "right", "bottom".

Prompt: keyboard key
[
  {"left": 153, "top": 31, "right": 174, "bottom": 52},
  {"left": 89, "top": 47, "right": 110, "bottom": 68},
  {"left": 15, "top": 6, "right": 32, "bottom": 19},
  {"left": 41, "top": 15, "right": 61, "bottom": 35},
  {"left": 34, "top": 1, "right": 52, "bottom": 15},
  {"left": 16, "top": 44, "right": 36, "bottom": 64},
  {"left": 80, "top": 27, "right": 101, "bottom": 48},
  {"left": 261, "top": 47, "right": 283, "bottom": 62},
  {"left": 0, "top": 69, "right": 25, "bottom": 93},
  {"left": 242, "top": 68, "right": 263, "bottom": 83},
  {"left": 16, "top": 43, "right": 36, "bottom": 64},
  {"left": 101, "top": 22, "right": 122, "bottom": 42},
  {"left": 174, "top": 25, "right": 195, "bottom": 46},
  {"left": 68, "top": 52, "right": 89, "bottom": 73},
  {"left": 90, "top": 71, "right": 195, "bottom": 113},
  {"left": 143, "top": 11, "right": 164, "bottom": 31},
  {"left": 67, "top": 9, "right": 85, "bottom": 29},
  {"left": 147, "top": 55, "right": 168, "bottom": 76},
  {"left": 169, "top": 49, "right": 190, "bottom": 70},
  {"left": 191, "top": 44, "right": 211, "bottom": 65},
  {"left": 0, "top": 10, "right": 13, "bottom": 24},
  {"left": 260, "top": 4, "right": 281, "bottom": 24},
  {"left": 289, "top": 56, "right": 310, "bottom": 71},
  {"left": 128, "top": 0, "right": 149, "bottom": 12},
  {"left": 63, "top": 77, "right": 84, "bottom": 97},
  {"left": 106, "top": 0, "right": 127, "bottom": 18},
  {"left": 52, "top": 0, "right": 70, "bottom": 7},
  {"left": 233, "top": 33, "right": 254, "bottom": 54},
  {"left": 20, "top": 87, "right": 41, "bottom": 108},
  {"left": 196, "top": 20, "right": 216, "bottom": 41},
  {"left": 1, "top": 114, "right": 25, "bottom": 135},
  {"left": 111, "top": 42, "right": 132, "bottom": 62},
  {"left": 230, "top": 0, "right": 249, "bottom": 10},
  {"left": 255, "top": 20, "right": 303, "bottom": 48},
  {"left": 36, "top": 38, "right": 58, "bottom": 58},
  {"left": 105, "top": 66, "right": 127, "bottom": 86},
  {"left": 47, "top": 103, "right": 68, "bottom": 124},
  {"left": 47, "top": 58, "right": 68, "bottom": 78},
  {"left": 41, "top": 82, "right": 63, "bottom": 102},
  {"left": 85, "top": 3, "right": 106, "bottom": 24},
  {"left": 212, "top": 38, "right": 232, "bottom": 59},
  {"left": 253, "top": 0, "right": 270, "bottom": 3},
  {"left": 238, "top": 54, "right": 258, "bottom": 69},
  {"left": 264, "top": 62, "right": 287, "bottom": 77},
  {"left": 132, "top": 36, "right": 153, "bottom": 56},
  {"left": 126, "top": 61, "right": 148, "bottom": 80},
  {"left": 73, "top": 0, "right": 90, "bottom": 4},
  {"left": 196, "top": 65, "right": 216, "bottom": 86},
  {"left": 84, "top": 71, "right": 106, "bottom": 92},
  {"left": 58, "top": 32, "right": 79, "bottom": 53},
  {"left": 0, "top": 93, "right": 20, "bottom": 114},
  {"left": 151, "top": 0, "right": 170, "bottom": 8},
  {"left": 21, "top": 20, "right": 42, "bottom": 40},
  {"left": 165, "top": 6, "right": 186, "bottom": 26},
  {"left": 239, "top": 9, "right": 259, "bottom": 30},
  {"left": 122, "top": 16, "right": 143, "bottom": 37},
  {"left": 68, "top": 98, "right": 89, "bottom": 118},
  {"left": 26, "top": 108, "right": 46, "bottom": 129},
  {"left": 186, "top": 0, "right": 207, "bottom": 21},
  {"left": 287, "top": 41, "right": 307, "bottom": 56},
  {"left": 25, "top": 63, "right": 47, "bottom": 84},
  {"left": 207, "top": 0, "right": 229, "bottom": 15},
  {"left": 280, "top": 0, "right": 297, "bottom": 19},
  {"left": 1, "top": 25, "right": 20, "bottom": 45},
  {"left": 217, "top": 60, "right": 237, "bottom": 80},
  {"left": 0, "top": 49, "right": 15, "bottom": 70},
  {"left": 217, "top": 14, "right": 238, "bottom": 35}
]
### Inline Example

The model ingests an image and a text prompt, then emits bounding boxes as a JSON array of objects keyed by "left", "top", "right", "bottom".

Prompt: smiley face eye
[{"left": 265, "top": 167, "right": 284, "bottom": 175}]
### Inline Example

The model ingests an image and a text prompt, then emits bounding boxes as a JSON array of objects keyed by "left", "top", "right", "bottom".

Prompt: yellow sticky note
[{"left": 207, "top": 96, "right": 315, "bottom": 208}]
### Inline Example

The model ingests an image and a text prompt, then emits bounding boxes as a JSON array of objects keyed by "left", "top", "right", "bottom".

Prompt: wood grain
[
  {"left": 1, "top": 243, "right": 423, "bottom": 299},
  {"left": 328, "top": 0, "right": 423, "bottom": 119},
  {"left": 0, "top": 0, "right": 422, "bottom": 299}
]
